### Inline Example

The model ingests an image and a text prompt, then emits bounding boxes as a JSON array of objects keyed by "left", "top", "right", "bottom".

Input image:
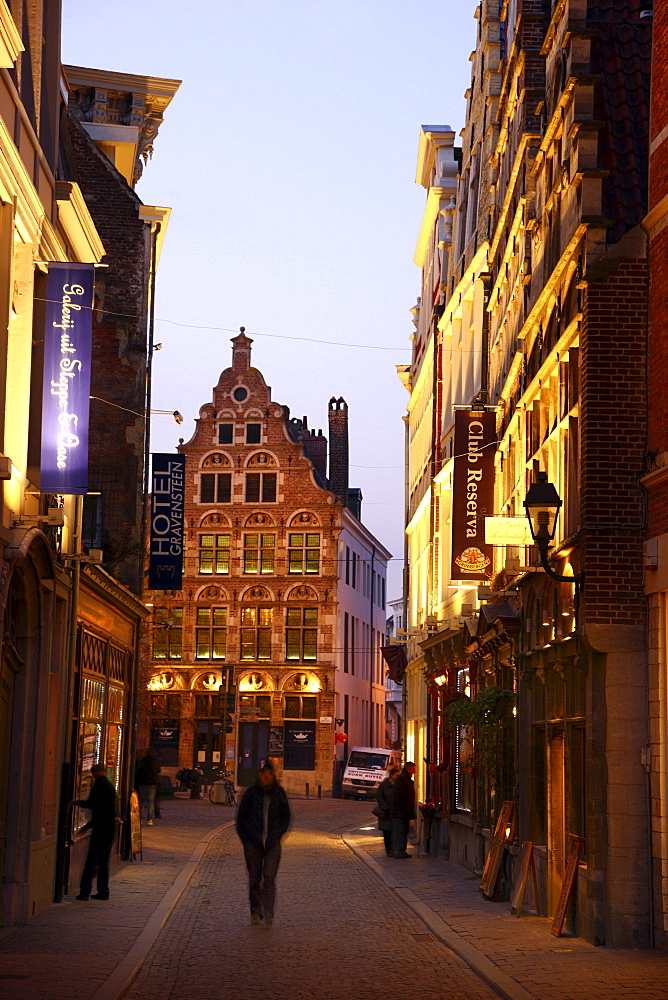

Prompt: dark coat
[
  {"left": 236, "top": 779, "right": 291, "bottom": 852},
  {"left": 135, "top": 754, "right": 161, "bottom": 787},
  {"left": 390, "top": 768, "right": 416, "bottom": 820},
  {"left": 375, "top": 776, "right": 395, "bottom": 832},
  {"left": 74, "top": 775, "right": 117, "bottom": 834}
]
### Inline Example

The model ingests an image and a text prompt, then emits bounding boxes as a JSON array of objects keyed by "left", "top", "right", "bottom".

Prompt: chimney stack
[
  {"left": 328, "top": 397, "right": 349, "bottom": 505},
  {"left": 231, "top": 327, "right": 252, "bottom": 373}
]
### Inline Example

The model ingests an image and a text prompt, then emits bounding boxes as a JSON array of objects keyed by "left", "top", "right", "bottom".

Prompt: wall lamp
[{"left": 523, "top": 472, "right": 584, "bottom": 591}]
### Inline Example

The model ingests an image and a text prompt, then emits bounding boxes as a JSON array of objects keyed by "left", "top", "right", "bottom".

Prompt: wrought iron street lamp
[{"left": 523, "top": 472, "right": 584, "bottom": 590}]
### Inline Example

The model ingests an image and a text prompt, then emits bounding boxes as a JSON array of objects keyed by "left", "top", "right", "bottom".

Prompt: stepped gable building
[{"left": 140, "top": 334, "right": 390, "bottom": 796}]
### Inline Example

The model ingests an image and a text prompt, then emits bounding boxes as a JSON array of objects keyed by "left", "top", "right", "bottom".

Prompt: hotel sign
[
  {"left": 148, "top": 453, "right": 185, "bottom": 590},
  {"left": 40, "top": 263, "right": 94, "bottom": 495},
  {"left": 451, "top": 410, "right": 496, "bottom": 580}
]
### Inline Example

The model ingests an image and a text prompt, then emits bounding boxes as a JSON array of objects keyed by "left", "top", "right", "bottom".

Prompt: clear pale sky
[{"left": 61, "top": 0, "right": 478, "bottom": 597}]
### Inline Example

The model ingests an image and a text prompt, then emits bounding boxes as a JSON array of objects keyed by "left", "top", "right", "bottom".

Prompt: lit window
[
  {"left": 240, "top": 607, "right": 273, "bottom": 660},
  {"left": 243, "top": 534, "right": 275, "bottom": 574},
  {"left": 198, "top": 534, "right": 231, "bottom": 575},
  {"left": 152, "top": 608, "right": 183, "bottom": 660},
  {"left": 285, "top": 608, "right": 318, "bottom": 661},
  {"left": 195, "top": 607, "right": 227, "bottom": 659},
  {"left": 288, "top": 533, "right": 320, "bottom": 574}
]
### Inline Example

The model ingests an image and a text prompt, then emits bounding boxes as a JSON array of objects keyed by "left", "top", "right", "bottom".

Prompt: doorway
[
  {"left": 547, "top": 731, "right": 566, "bottom": 914},
  {"left": 195, "top": 722, "right": 222, "bottom": 783},
  {"left": 238, "top": 721, "right": 269, "bottom": 786}
]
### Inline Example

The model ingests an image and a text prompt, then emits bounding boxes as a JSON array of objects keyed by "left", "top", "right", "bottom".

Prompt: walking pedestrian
[
  {"left": 74, "top": 764, "right": 117, "bottom": 900},
  {"left": 135, "top": 748, "right": 161, "bottom": 825},
  {"left": 375, "top": 766, "right": 400, "bottom": 856},
  {"left": 236, "top": 761, "right": 291, "bottom": 926},
  {"left": 390, "top": 761, "right": 416, "bottom": 858}
]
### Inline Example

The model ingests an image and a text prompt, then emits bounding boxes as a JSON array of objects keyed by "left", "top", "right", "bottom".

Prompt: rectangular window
[
  {"left": 246, "top": 423, "right": 261, "bottom": 444},
  {"left": 455, "top": 668, "right": 474, "bottom": 812},
  {"left": 200, "top": 473, "right": 231, "bottom": 503},
  {"left": 198, "top": 534, "right": 230, "bottom": 575},
  {"left": 288, "top": 533, "right": 320, "bottom": 574},
  {"left": 344, "top": 612, "right": 349, "bottom": 673},
  {"left": 285, "top": 607, "right": 318, "bottom": 661},
  {"left": 351, "top": 617, "right": 356, "bottom": 676},
  {"left": 240, "top": 607, "right": 273, "bottom": 660},
  {"left": 195, "top": 607, "right": 227, "bottom": 659},
  {"left": 346, "top": 546, "right": 350, "bottom": 584},
  {"left": 352, "top": 551, "right": 357, "bottom": 589},
  {"left": 243, "top": 534, "right": 275, "bottom": 574},
  {"left": 245, "top": 473, "right": 278, "bottom": 503},
  {"left": 152, "top": 608, "right": 183, "bottom": 660},
  {"left": 284, "top": 720, "right": 316, "bottom": 770},
  {"left": 218, "top": 423, "right": 234, "bottom": 444}
]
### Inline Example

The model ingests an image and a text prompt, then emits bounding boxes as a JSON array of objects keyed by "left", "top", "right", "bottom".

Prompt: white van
[{"left": 341, "top": 746, "right": 400, "bottom": 800}]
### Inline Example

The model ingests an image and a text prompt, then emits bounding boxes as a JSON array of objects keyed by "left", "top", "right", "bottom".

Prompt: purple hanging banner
[
  {"left": 40, "top": 263, "right": 94, "bottom": 495},
  {"left": 148, "top": 454, "right": 186, "bottom": 590}
]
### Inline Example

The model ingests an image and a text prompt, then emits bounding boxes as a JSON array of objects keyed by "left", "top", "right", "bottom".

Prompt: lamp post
[{"left": 523, "top": 472, "right": 584, "bottom": 593}]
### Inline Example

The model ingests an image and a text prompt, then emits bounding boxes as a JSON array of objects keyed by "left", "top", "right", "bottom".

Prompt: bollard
[
  {"left": 305, "top": 782, "right": 309, "bottom": 797},
  {"left": 318, "top": 784, "right": 321, "bottom": 799}
]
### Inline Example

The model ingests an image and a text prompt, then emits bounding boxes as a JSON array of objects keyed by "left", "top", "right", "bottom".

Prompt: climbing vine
[{"left": 443, "top": 685, "right": 515, "bottom": 779}]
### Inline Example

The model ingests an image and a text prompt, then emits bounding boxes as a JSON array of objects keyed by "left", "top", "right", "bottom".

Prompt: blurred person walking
[
  {"left": 135, "top": 748, "right": 161, "bottom": 826},
  {"left": 236, "top": 761, "right": 290, "bottom": 926}
]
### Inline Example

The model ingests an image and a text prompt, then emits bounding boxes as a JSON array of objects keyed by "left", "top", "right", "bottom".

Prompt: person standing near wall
[
  {"left": 390, "top": 761, "right": 416, "bottom": 858},
  {"left": 74, "top": 764, "right": 118, "bottom": 900},
  {"left": 375, "top": 766, "right": 400, "bottom": 856}
]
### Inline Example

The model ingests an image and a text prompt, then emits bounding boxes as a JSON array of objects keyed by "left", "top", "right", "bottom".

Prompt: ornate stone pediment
[
  {"left": 200, "top": 513, "right": 230, "bottom": 528},
  {"left": 202, "top": 453, "right": 230, "bottom": 468},
  {"left": 245, "top": 512, "right": 275, "bottom": 527},
  {"left": 287, "top": 585, "right": 318, "bottom": 601},
  {"left": 247, "top": 452, "right": 276, "bottom": 468},
  {"left": 289, "top": 510, "right": 320, "bottom": 527}
]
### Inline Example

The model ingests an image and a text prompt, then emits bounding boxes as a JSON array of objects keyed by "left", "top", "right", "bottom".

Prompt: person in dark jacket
[
  {"left": 135, "top": 748, "right": 161, "bottom": 825},
  {"left": 74, "top": 764, "right": 118, "bottom": 900},
  {"left": 236, "top": 761, "right": 290, "bottom": 925},
  {"left": 390, "top": 761, "right": 416, "bottom": 858},
  {"left": 376, "top": 766, "right": 400, "bottom": 855}
]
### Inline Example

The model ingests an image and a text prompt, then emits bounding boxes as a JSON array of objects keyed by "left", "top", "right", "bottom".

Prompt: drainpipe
[
  {"left": 54, "top": 493, "right": 83, "bottom": 902},
  {"left": 402, "top": 414, "right": 410, "bottom": 761},
  {"left": 369, "top": 544, "right": 376, "bottom": 746},
  {"left": 125, "top": 220, "right": 160, "bottom": 851}
]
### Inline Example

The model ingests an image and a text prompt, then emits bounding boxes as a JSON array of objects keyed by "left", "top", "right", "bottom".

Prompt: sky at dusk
[{"left": 61, "top": 0, "right": 478, "bottom": 596}]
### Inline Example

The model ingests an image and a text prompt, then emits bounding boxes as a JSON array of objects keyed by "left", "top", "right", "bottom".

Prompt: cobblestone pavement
[
  {"left": 125, "top": 799, "right": 498, "bottom": 1000},
  {"left": 350, "top": 829, "right": 668, "bottom": 1000},
  {"left": 0, "top": 796, "right": 230, "bottom": 1000}
]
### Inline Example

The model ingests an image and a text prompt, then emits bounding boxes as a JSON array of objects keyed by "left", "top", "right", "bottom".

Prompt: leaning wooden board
[
  {"left": 551, "top": 835, "right": 584, "bottom": 936},
  {"left": 480, "top": 801, "right": 514, "bottom": 898}
]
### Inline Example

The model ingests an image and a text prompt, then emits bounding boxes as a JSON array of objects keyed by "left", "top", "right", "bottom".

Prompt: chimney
[
  {"left": 231, "top": 327, "right": 252, "bottom": 373},
  {"left": 301, "top": 426, "right": 328, "bottom": 484},
  {"left": 328, "top": 397, "right": 349, "bottom": 505}
]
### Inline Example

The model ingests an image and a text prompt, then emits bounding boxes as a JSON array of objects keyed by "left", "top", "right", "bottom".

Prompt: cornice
[
  {"left": 643, "top": 194, "right": 668, "bottom": 243},
  {"left": 80, "top": 563, "right": 150, "bottom": 620},
  {"left": 55, "top": 181, "right": 105, "bottom": 263},
  {"left": 414, "top": 186, "right": 451, "bottom": 268},
  {"left": 0, "top": 1, "right": 22, "bottom": 68},
  {"left": 63, "top": 65, "right": 181, "bottom": 101},
  {"left": 415, "top": 125, "right": 455, "bottom": 188}
]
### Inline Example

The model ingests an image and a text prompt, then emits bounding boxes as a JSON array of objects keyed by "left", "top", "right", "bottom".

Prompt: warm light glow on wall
[{"left": 147, "top": 671, "right": 175, "bottom": 691}]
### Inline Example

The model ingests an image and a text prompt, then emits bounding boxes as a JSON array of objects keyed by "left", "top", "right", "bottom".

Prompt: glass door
[{"left": 238, "top": 722, "right": 269, "bottom": 786}]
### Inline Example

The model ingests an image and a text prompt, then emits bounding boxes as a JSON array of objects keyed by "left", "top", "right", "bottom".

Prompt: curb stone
[
  {"left": 90, "top": 821, "right": 233, "bottom": 1000},
  {"left": 342, "top": 833, "right": 534, "bottom": 1000}
]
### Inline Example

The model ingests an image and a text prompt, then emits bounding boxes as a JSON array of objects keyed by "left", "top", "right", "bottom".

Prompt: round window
[{"left": 233, "top": 386, "right": 248, "bottom": 401}]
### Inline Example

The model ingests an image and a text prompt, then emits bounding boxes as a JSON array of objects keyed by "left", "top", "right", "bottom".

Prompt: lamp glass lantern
[{"left": 523, "top": 471, "right": 563, "bottom": 547}]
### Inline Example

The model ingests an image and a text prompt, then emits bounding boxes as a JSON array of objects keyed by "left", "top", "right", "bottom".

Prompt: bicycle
[{"left": 208, "top": 768, "right": 237, "bottom": 805}]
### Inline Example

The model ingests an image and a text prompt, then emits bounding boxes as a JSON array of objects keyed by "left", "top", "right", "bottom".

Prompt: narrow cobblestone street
[{"left": 124, "top": 799, "right": 497, "bottom": 1000}]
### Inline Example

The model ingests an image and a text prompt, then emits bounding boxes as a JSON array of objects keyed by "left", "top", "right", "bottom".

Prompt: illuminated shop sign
[
  {"left": 450, "top": 410, "right": 496, "bottom": 580},
  {"left": 40, "top": 263, "right": 94, "bottom": 495},
  {"left": 148, "top": 453, "right": 186, "bottom": 590}
]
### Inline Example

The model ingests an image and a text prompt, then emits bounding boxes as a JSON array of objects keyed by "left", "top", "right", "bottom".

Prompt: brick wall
[
  {"left": 579, "top": 253, "right": 648, "bottom": 627},
  {"left": 67, "top": 114, "right": 149, "bottom": 592}
]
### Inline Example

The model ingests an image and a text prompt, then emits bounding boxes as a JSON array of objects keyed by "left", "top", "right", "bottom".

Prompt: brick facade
[{"left": 139, "top": 336, "right": 389, "bottom": 797}]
